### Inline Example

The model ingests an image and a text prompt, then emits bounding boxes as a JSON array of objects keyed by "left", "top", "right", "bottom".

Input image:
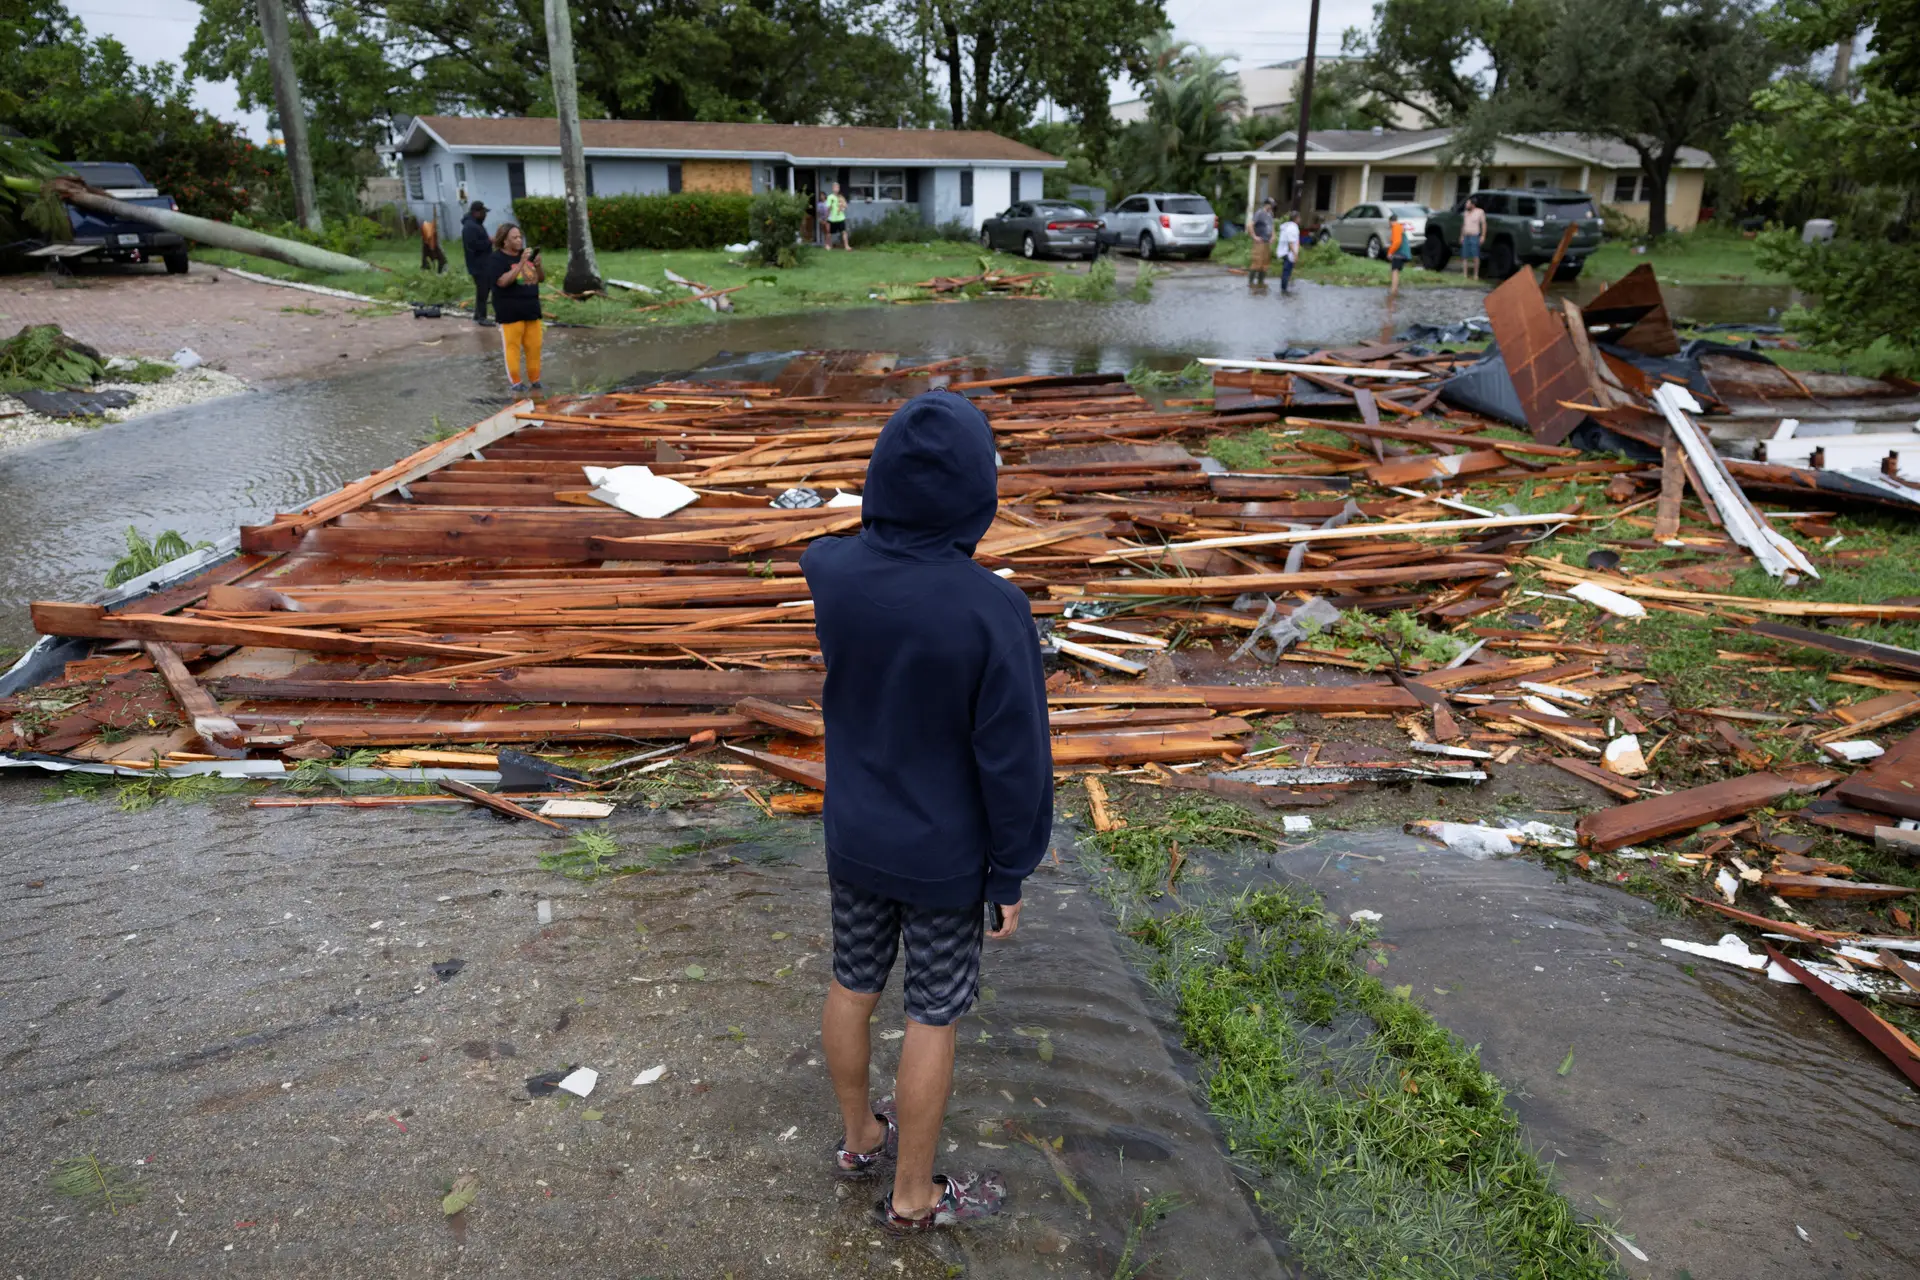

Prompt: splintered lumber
[
  {"left": 1654, "top": 429, "right": 1686, "bottom": 539},
  {"left": 1049, "top": 684, "right": 1420, "bottom": 712},
  {"left": 1684, "top": 896, "right": 1848, "bottom": 945},
  {"left": 1545, "top": 755, "right": 1644, "bottom": 800},
  {"left": 1654, "top": 383, "right": 1818, "bottom": 579},
  {"left": 1080, "top": 561, "right": 1508, "bottom": 597},
  {"left": 438, "top": 777, "right": 566, "bottom": 830},
  {"left": 142, "top": 641, "right": 242, "bottom": 755},
  {"left": 213, "top": 668, "right": 824, "bottom": 706},
  {"left": 1576, "top": 772, "right": 1813, "bottom": 850},
  {"left": 1084, "top": 775, "right": 1122, "bottom": 830},
  {"left": 1528, "top": 566, "right": 1920, "bottom": 621},
  {"left": 1764, "top": 944, "right": 1920, "bottom": 1091},
  {"left": 722, "top": 742, "right": 827, "bottom": 790},
  {"left": 734, "top": 697, "right": 825, "bottom": 737},
  {"left": 1281, "top": 415, "right": 1583, "bottom": 459},
  {"left": 34, "top": 602, "right": 507, "bottom": 660}
]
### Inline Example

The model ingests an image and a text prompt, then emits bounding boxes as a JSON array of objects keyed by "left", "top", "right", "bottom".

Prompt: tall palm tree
[{"left": 1121, "top": 37, "right": 1246, "bottom": 195}]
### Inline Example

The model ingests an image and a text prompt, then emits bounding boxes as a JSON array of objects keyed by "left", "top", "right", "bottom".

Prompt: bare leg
[
  {"left": 888, "top": 1017, "right": 957, "bottom": 1217},
  {"left": 823, "top": 980, "right": 887, "bottom": 1153}
]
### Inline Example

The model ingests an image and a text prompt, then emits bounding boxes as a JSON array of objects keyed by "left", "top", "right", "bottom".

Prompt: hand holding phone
[{"left": 986, "top": 900, "right": 1020, "bottom": 939}]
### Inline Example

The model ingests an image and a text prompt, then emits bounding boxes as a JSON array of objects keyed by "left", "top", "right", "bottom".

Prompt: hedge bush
[
  {"left": 511, "top": 193, "right": 753, "bottom": 251},
  {"left": 748, "top": 191, "right": 808, "bottom": 266}
]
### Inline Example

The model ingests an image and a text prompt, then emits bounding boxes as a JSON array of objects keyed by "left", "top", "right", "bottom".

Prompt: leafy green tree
[
  {"left": 1114, "top": 37, "right": 1244, "bottom": 198},
  {"left": 917, "top": 0, "right": 1166, "bottom": 158},
  {"left": 2, "top": 1, "right": 269, "bottom": 220},
  {"left": 1338, "top": 0, "right": 1555, "bottom": 126},
  {"left": 189, "top": 1, "right": 931, "bottom": 136},
  {"left": 1522, "top": 0, "right": 1775, "bottom": 236},
  {"left": 1733, "top": 0, "right": 1920, "bottom": 363}
]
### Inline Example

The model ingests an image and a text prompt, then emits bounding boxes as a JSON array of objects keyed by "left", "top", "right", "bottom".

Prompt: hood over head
[{"left": 859, "top": 390, "right": 998, "bottom": 560}]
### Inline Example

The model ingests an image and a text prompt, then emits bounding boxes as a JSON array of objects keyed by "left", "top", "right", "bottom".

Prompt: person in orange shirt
[{"left": 1386, "top": 210, "right": 1411, "bottom": 299}]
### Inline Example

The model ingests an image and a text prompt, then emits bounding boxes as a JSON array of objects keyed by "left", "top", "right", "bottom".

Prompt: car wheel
[
  {"left": 1138, "top": 233, "right": 1155, "bottom": 260},
  {"left": 1487, "top": 239, "right": 1517, "bottom": 279},
  {"left": 1022, "top": 233, "right": 1037, "bottom": 259},
  {"left": 1366, "top": 235, "right": 1384, "bottom": 260},
  {"left": 1420, "top": 236, "right": 1450, "bottom": 272},
  {"left": 979, "top": 228, "right": 992, "bottom": 249},
  {"left": 163, "top": 251, "right": 190, "bottom": 275},
  {"left": 1553, "top": 257, "right": 1585, "bottom": 282}
]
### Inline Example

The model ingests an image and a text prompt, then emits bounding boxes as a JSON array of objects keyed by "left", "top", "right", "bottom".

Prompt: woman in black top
[{"left": 488, "top": 223, "right": 546, "bottom": 392}]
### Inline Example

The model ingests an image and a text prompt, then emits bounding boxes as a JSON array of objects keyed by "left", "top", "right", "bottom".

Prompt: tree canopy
[
  {"left": 1733, "top": 0, "right": 1920, "bottom": 364},
  {"left": 1113, "top": 36, "right": 1244, "bottom": 198}
]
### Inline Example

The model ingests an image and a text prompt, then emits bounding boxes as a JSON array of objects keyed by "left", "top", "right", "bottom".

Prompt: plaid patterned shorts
[{"left": 830, "top": 879, "right": 984, "bottom": 1027}]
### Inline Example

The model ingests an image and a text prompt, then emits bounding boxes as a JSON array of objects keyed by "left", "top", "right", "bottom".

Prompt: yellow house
[{"left": 1207, "top": 128, "right": 1714, "bottom": 233}]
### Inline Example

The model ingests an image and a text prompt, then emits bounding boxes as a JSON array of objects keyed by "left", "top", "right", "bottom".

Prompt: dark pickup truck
[
  {"left": 1421, "top": 188, "right": 1604, "bottom": 280},
  {"left": 60, "top": 161, "right": 190, "bottom": 273}
]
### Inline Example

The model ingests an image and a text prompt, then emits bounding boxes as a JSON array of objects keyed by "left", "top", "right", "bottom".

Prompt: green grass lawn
[
  {"left": 195, "top": 236, "right": 1081, "bottom": 327},
  {"left": 1583, "top": 225, "right": 1791, "bottom": 287}
]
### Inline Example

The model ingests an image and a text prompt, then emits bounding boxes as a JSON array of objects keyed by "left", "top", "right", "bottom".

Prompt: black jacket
[
  {"left": 801, "top": 391, "right": 1053, "bottom": 908},
  {"left": 485, "top": 250, "right": 542, "bottom": 323},
  {"left": 460, "top": 214, "right": 491, "bottom": 274}
]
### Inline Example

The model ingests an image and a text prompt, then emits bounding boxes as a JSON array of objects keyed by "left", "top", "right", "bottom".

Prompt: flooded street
[
  {"left": 0, "top": 273, "right": 1797, "bottom": 648},
  {"left": 0, "top": 785, "right": 1287, "bottom": 1278}
]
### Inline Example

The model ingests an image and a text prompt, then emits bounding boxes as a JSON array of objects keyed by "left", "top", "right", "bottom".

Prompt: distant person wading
[{"left": 487, "top": 223, "right": 545, "bottom": 394}]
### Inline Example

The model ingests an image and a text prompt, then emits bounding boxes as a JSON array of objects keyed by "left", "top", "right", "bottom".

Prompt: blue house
[{"left": 390, "top": 115, "right": 1062, "bottom": 239}]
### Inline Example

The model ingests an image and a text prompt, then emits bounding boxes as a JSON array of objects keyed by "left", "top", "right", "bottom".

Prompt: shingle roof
[
  {"left": 1237, "top": 128, "right": 1713, "bottom": 168},
  {"left": 1255, "top": 127, "right": 1453, "bottom": 154},
  {"left": 401, "top": 116, "right": 1060, "bottom": 165},
  {"left": 1523, "top": 133, "right": 1714, "bottom": 169}
]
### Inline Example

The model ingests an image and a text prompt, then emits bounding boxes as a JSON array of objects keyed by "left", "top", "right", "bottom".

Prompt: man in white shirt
[{"left": 1276, "top": 210, "right": 1302, "bottom": 294}]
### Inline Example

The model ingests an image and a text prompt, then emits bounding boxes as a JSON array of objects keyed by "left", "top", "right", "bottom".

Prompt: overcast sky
[{"left": 67, "top": 0, "right": 1379, "bottom": 138}]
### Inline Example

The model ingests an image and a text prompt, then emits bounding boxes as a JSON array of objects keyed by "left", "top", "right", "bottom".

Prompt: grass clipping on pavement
[{"left": 1085, "top": 797, "right": 1622, "bottom": 1280}]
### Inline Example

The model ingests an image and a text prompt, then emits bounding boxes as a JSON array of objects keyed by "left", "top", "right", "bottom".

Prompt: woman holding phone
[{"left": 488, "top": 223, "right": 545, "bottom": 392}]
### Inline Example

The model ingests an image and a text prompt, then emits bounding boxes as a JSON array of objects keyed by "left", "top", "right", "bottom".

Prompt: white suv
[{"left": 1102, "top": 192, "right": 1219, "bottom": 260}]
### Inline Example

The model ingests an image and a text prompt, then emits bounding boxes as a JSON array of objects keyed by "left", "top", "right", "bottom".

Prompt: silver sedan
[{"left": 1322, "top": 203, "right": 1430, "bottom": 258}]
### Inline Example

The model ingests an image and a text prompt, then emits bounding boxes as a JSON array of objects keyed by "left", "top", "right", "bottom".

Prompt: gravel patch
[{"left": 0, "top": 364, "right": 249, "bottom": 451}]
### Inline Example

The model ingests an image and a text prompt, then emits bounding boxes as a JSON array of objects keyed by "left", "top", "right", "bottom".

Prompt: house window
[
  {"left": 585, "top": 163, "right": 595, "bottom": 197},
  {"left": 1380, "top": 173, "right": 1419, "bottom": 203},
  {"left": 1613, "top": 172, "right": 1652, "bottom": 202},
  {"left": 1455, "top": 173, "right": 1473, "bottom": 205},
  {"left": 959, "top": 170, "right": 973, "bottom": 206},
  {"left": 1314, "top": 173, "right": 1334, "bottom": 212},
  {"left": 666, "top": 162, "right": 682, "bottom": 194},
  {"left": 454, "top": 162, "right": 466, "bottom": 185},
  {"left": 507, "top": 161, "right": 527, "bottom": 201},
  {"left": 1526, "top": 169, "right": 1559, "bottom": 189},
  {"left": 1010, "top": 170, "right": 1022, "bottom": 202},
  {"left": 406, "top": 164, "right": 424, "bottom": 200},
  {"left": 846, "top": 168, "right": 906, "bottom": 202}
]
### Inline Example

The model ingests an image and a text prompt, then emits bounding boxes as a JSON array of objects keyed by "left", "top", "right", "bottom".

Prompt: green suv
[{"left": 1421, "top": 188, "right": 1603, "bottom": 280}]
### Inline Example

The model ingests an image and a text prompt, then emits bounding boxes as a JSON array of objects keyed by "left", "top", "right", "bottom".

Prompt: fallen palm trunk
[{"left": 50, "top": 178, "right": 377, "bottom": 273}]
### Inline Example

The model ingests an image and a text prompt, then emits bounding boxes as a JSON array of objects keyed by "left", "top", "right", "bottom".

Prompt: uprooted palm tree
[
  {"left": 0, "top": 130, "right": 69, "bottom": 243},
  {"left": 1117, "top": 36, "right": 1246, "bottom": 197}
]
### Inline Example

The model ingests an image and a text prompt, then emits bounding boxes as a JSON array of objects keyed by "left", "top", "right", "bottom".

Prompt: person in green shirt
[{"left": 826, "top": 182, "right": 851, "bottom": 251}]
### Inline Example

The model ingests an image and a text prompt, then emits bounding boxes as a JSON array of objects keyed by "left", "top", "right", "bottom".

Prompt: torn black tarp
[{"left": 1436, "top": 345, "right": 1531, "bottom": 430}]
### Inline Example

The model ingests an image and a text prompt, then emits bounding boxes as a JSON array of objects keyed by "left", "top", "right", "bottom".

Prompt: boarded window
[
  {"left": 959, "top": 170, "right": 973, "bottom": 206},
  {"left": 406, "top": 164, "right": 424, "bottom": 200},
  {"left": 507, "top": 161, "right": 527, "bottom": 201},
  {"left": 1380, "top": 173, "right": 1419, "bottom": 203},
  {"left": 666, "top": 162, "right": 683, "bottom": 194}
]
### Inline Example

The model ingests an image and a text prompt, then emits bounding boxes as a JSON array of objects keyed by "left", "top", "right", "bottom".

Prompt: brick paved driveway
[{"left": 0, "top": 261, "right": 497, "bottom": 384}]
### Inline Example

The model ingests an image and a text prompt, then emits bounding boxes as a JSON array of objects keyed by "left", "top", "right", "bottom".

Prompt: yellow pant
[{"left": 500, "top": 319, "right": 543, "bottom": 385}]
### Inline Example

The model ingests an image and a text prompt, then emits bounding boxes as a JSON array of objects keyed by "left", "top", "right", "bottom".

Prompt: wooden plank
[
  {"left": 1684, "top": 896, "right": 1848, "bottom": 946},
  {"left": 734, "top": 696, "right": 825, "bottom": 737},
  {"left": 1050, "top": 731, "right": 1243, "bottom": 765},
  {"left": 1654, "top": 429, "right": 1686, "bottom": 540},
  {"left": 1576, "top": 772, "right": 1809, "bottom": 851},
  {"left": 722, "top": 742, "right": 827, "bottom": 790},
  {"left": 1084, "top": 776, "right": 1123, "bottom": 831},
  {"left": 1539, "top": 220, "right": 1578, "bottom": 284},
  {"left": 1761, "top": 872, "right": 1915, "bottom": 900},
  {"left": 235, "top": 712, "right": 753, "bottom": 745},
  {"left": 1090, "top": 513, "right": 1572, "bottom": 561},
  {"left": 1751, "top": 621, "right": 1920, "bottom": 679},
  {"left": 1080, "top": 560, "right": 1509, "bottom": 597},
  {"left": 1050, "top": 684, "right": 1419, "bottom": 712},
  {"left": 1763, "top": 944, "right": 1920, "bottom": 1091},
  {"left": 1363, "top": 450, "right": 1509, "bottom": 486},
  {"left": 32, "top": 602, "right": 506, "bottom": 661},
  {"left": 142, "top": 641, "right": 243, "bottom": 756},
  {"left": 1281, "top": 415, "right": 1585, "bottom": 459},
  {"left": 438, "top": 777, "right": 566, "bottom": 830},
  {"left": 216, "top": 667, "right": 823, "bottom": 706},
  {"left": 1545, "top": 755, "right": 1644, "bottom": 800}
]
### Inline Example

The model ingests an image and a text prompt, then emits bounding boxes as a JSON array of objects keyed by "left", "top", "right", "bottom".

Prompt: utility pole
[
  {"left": 545, "top": 0, "right": 602, "bottom": 294},
  {"left": 1830, "top": 27, "right": 1858, "bottom": 95},
  {"left": 255, "top": 0, "right": 322, "bottom": 233},
  {"left": 1289, "top": 0, "right": 1323, "bottom": 216}
]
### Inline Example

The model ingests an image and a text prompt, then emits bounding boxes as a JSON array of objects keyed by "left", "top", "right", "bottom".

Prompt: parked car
[
  {"left": 979, "top": 200, "right": 1101, "bottom": 259},
  {"left": 59, "top": 161, "right": 190, "bottom": 274},
  {"left": 1320, "top": 202, "right": 1429, "bottom": 259},
  {"left": 1422, "top": 188, "right": 1603, "bottom": 280},
  {"left": 1101, "top": 192, "right": 1218, "bottom": 260}
]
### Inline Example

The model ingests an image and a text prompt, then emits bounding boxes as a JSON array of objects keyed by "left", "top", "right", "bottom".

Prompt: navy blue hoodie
[{"left": 801, "top": 391, "right": 1053, "bottom": 908}]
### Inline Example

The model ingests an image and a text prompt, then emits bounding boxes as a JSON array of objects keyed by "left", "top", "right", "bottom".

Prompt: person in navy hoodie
[{"left": 801, "top": 388, "right": 1053, "bottom": 1233}]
